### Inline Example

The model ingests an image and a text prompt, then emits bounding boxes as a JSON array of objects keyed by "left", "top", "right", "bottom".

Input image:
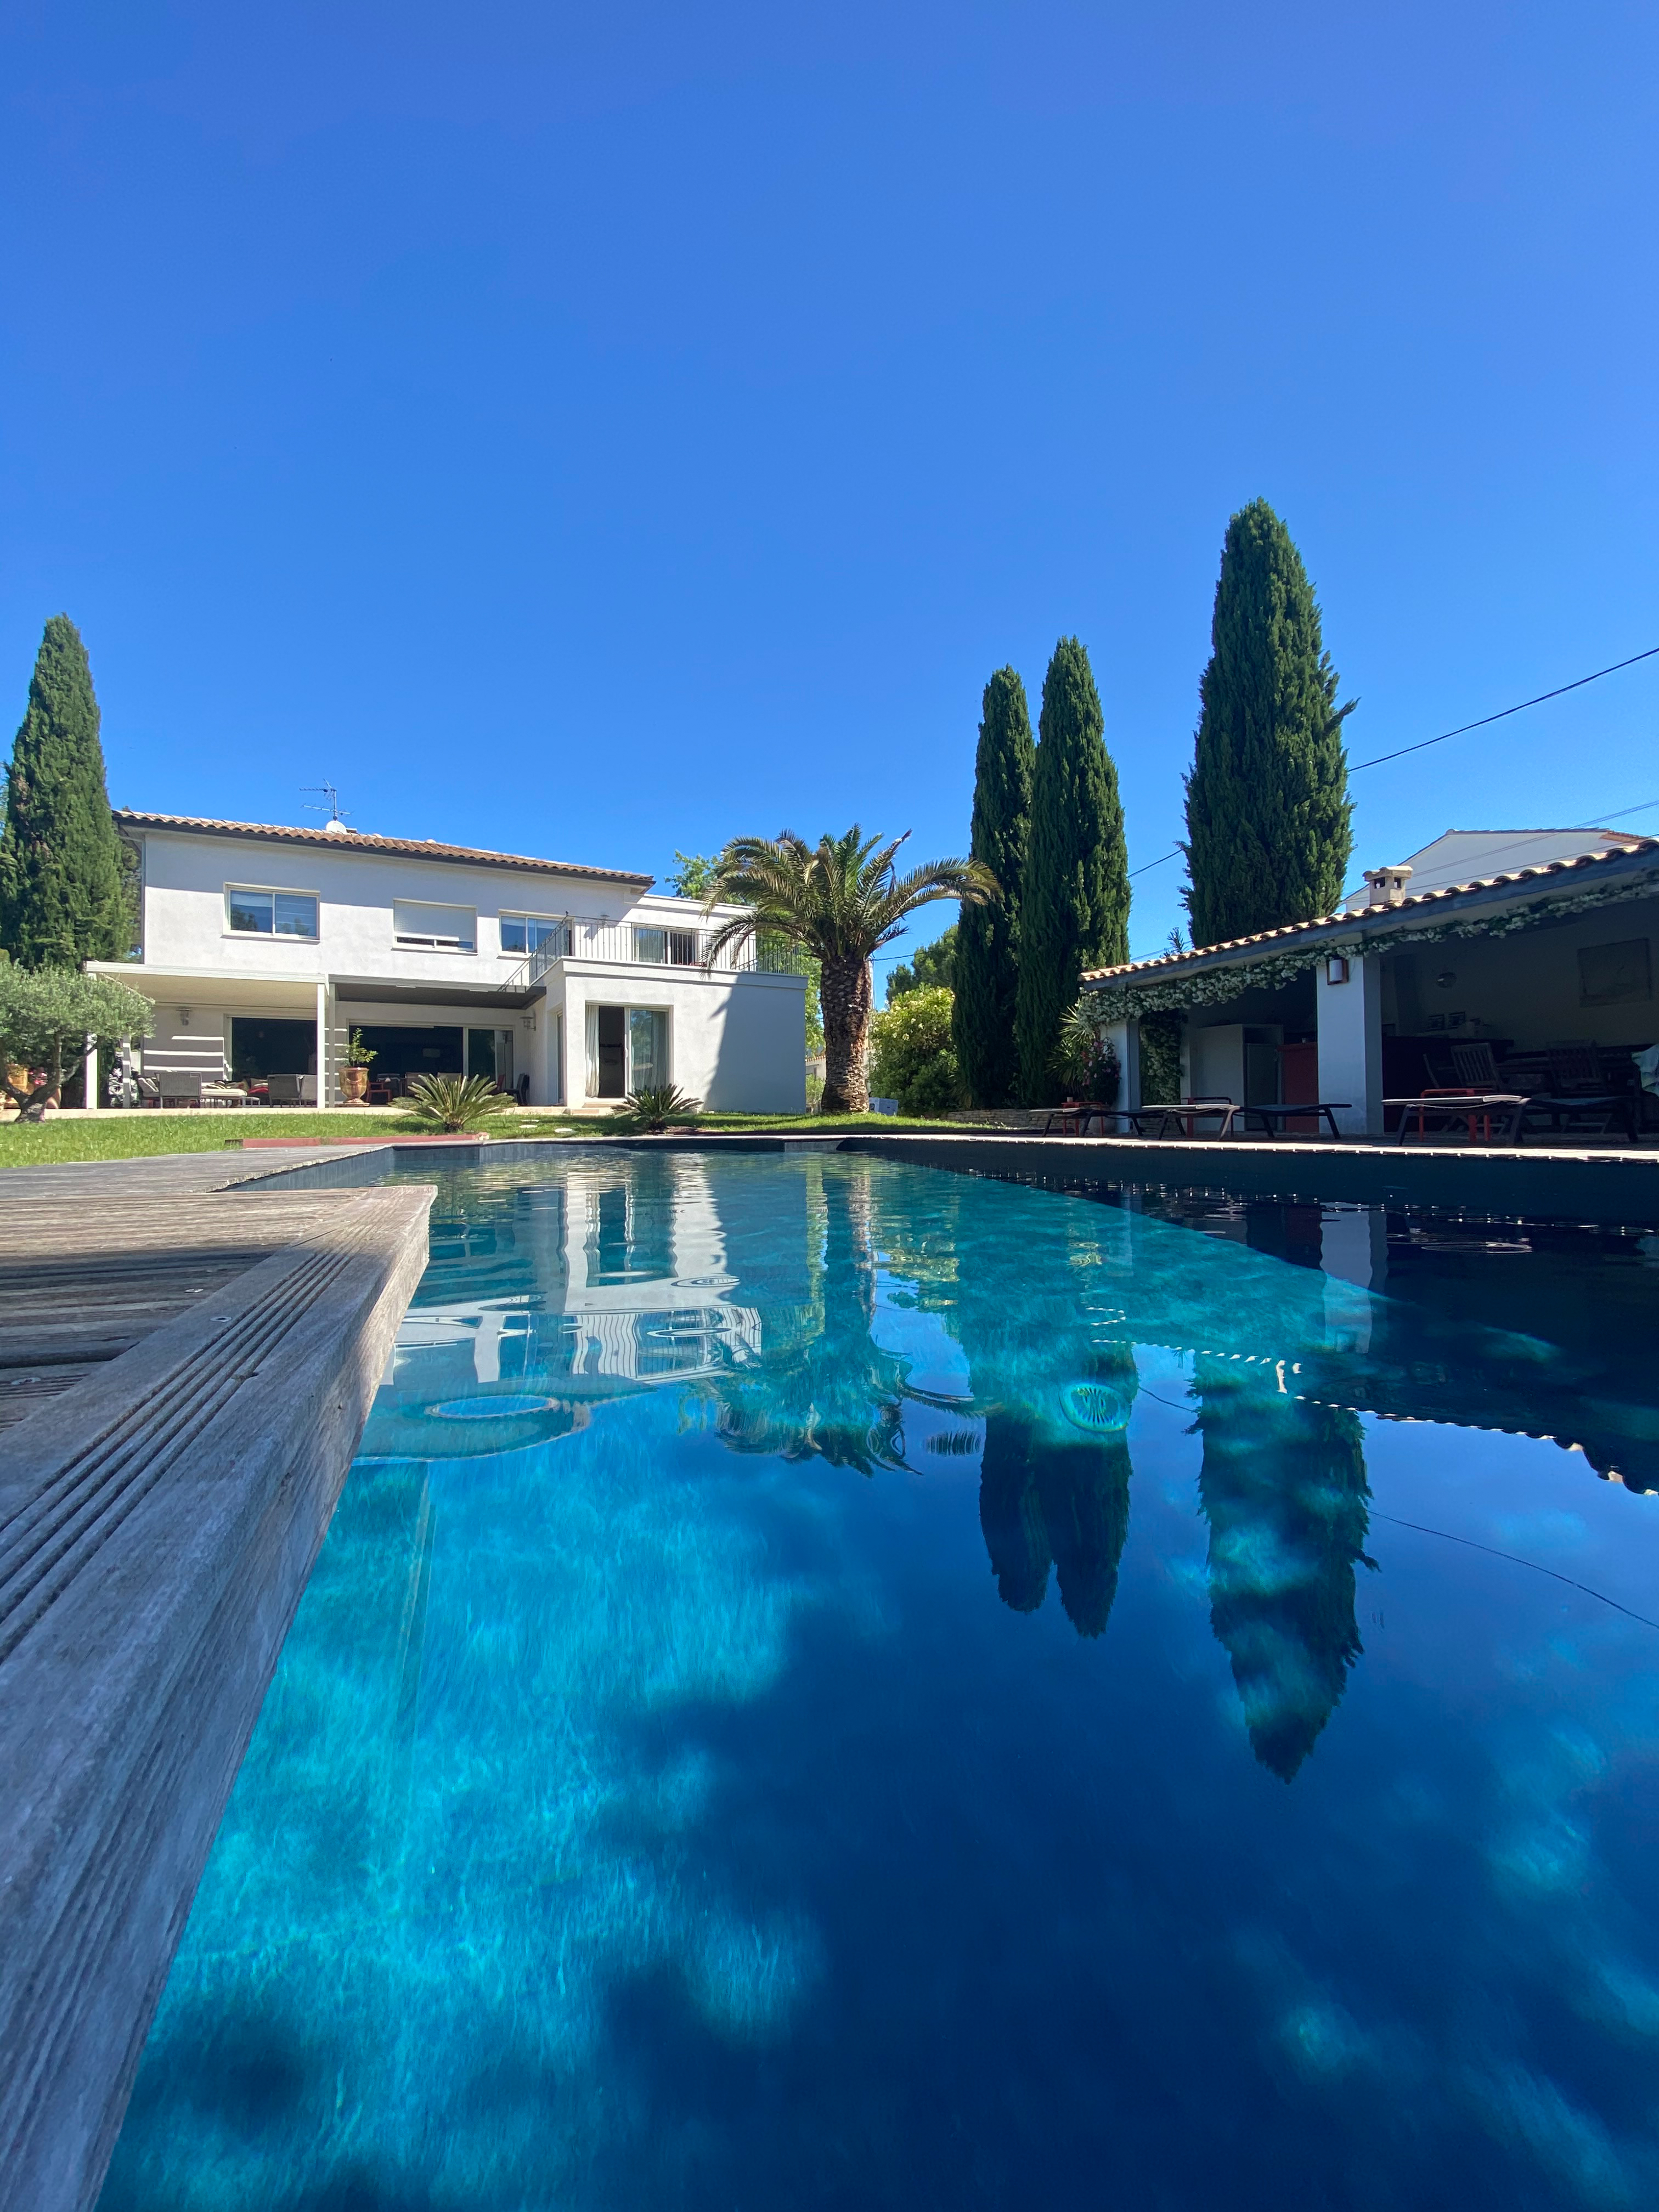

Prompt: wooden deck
[
  {"left": 0, "top": 1146, "right": 435, "bottom": 2212},
  {"left": 0, "top": 1154, "right": 402, "bottom": 1432}
]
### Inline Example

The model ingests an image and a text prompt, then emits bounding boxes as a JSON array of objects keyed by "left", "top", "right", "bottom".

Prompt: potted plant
[{"left": 342, "top": 1029, "right": 376, "bottom": 1103}]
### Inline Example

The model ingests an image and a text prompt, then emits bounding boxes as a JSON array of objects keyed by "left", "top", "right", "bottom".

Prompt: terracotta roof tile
[
  {"left": 1084, "top": 836, "right": 1659, "bottom": 985},
  {"left": 115, "top": 811, "right": 653, "bottom": 887}
]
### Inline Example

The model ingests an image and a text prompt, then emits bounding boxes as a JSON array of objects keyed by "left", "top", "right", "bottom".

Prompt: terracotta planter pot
[{"left": 342, "top": 1064, "right": 370, "bottom": 1102}]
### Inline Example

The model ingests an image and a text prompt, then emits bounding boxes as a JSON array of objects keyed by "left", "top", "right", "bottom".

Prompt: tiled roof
[
  {"left": 115, "top": 811, "right": 653, "bottom": 887},
  {"left": 1084, "top": 835, "right": 1659, "bottom": 986}
]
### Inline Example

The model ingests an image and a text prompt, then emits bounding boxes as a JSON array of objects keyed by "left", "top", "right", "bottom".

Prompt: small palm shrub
[
  {"left": 402, "top": 1072, "right": 516, "bottom": 1132},
  {"left": 612, "top": 1083, "right": 699, "bottom": 1132}
]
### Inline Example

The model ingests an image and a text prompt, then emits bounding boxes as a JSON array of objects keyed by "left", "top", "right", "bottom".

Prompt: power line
[
  {"left": 1126, "top": 643, "right": 1659, "bottom": 885},
  {"left": 1349, "top": 645, "right": 1659, "bottom": 771}
]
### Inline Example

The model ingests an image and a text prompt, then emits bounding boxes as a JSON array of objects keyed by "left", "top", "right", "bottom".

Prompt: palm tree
[{"left": 703, "top": 828, "right": 997, "bottom": 1113}]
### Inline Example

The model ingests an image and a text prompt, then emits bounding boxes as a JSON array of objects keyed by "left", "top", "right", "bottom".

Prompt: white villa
[{"left": 89, "top": 812, "right": 808, "bottom": 1111}]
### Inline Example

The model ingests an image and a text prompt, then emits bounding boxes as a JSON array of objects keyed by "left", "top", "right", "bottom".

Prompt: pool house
[
  {"left": 88, "top": 811, "right": 810, "bottom": 1112},
  {"left": 1085, "top": 826, "right": 1659, "bottom": 1138}
]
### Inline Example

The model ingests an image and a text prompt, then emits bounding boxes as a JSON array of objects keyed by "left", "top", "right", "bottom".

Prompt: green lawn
[{"left": 0, "top": 1108, "right": 961, "bottom": 1167}]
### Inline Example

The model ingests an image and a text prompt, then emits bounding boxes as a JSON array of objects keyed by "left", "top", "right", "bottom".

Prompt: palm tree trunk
[{"left": 820, "top": 953, "right": 872, "bottom": 1113}]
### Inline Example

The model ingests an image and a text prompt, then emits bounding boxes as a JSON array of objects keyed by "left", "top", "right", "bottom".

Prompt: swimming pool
[{"left": 100, "top": 1152, "right": 1659, "bottom": 2210}]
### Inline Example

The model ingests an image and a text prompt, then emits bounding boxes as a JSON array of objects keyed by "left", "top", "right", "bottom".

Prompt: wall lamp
[{"left": 1324, "top": 955, "right": 1350, "bottom": 986}]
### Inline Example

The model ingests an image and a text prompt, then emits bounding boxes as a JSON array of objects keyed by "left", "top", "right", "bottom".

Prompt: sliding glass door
[{"left": 584, "top": 1006, "right": 669, "bottom": 1098}]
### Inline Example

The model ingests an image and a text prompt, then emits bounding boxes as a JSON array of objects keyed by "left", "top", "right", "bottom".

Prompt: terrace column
[
  {"left": 315, "top": 980, "right": 328, "bottom": 1109},
  {"left": 1316, "top": 951, "right": 1383, "bottom": 1139},
  {"left": 1099, "top": 1013, "right": 1139, "bottom": 1112},
  {"left": 83, "top": 1034, "right": 98, "bottom": 1110}
]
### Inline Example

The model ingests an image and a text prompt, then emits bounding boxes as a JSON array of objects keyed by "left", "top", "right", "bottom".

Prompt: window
[
  {"left": 634, "top": 924, "right": 699, "bottom": 966},
  {"left": 226, "top": 886, "right": 319, "bottom": 940},
  {"left": 501, "top": 913, "right": 571, "bottom": 957},
  {"left": 392, "top": 900, "right": 476, "bottom": 952},
  {"left": 585, "top": 1005, "right": 669, "bottom": 1097}
]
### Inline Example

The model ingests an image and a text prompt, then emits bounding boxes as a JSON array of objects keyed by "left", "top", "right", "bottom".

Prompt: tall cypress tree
[
  {"left": 953, "top": 667, "right": 1034, "bottom": 1105},
  {"left": 0, "top": 616, "right": 131, "bottom": 967},
  {"left": 1182, "top": 500, "right": 1355, "bottom": 947},
  {"left": 1015, "top": 638, "right": 1130, "bottom": 1104}
]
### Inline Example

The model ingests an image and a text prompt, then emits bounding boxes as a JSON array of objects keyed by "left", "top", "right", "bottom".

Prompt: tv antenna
[{"left": 302, "top": 782, "right": 351, "bottom": 831}]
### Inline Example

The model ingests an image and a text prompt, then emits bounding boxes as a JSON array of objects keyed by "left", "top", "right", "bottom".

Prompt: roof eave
[
  {"left": 1083, "top": 839, "right": 1659, "bottom": 995},
  {"left": 115, "top": 811, "right": 653, "bottom": 888}
]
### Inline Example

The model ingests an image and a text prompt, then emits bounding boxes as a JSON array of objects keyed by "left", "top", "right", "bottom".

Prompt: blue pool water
[{"left": 101, "top": 1153, "right": 1659, "bottom": 2210}]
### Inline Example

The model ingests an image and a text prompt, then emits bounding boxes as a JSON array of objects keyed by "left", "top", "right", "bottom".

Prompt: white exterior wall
[
  {"left": 135, "top": 830, "right": 686, "bottom": 997},
  {"left": 554, "top": 964, "right": 808, "bottom": 1114},
  {"left": 1317, "top": 953, "right": 1385, "bottom": 1137},
  {"left": 106, "top": 826, "right": 804, "bottom": 1110}
]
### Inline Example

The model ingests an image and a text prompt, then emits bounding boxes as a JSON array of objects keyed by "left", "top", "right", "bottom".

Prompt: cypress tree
[
  {"left": 1182, "top": 500, "right": 1355, "bottom": 947},
  {"left": 953, "top": 668, "right": 1034, "bottom": 1105},
  {"left": 1015, "top": 638, "right": 1130, "bottom": 1104},
  {"left": 0, "top": 616, "right": 132, "bottom": 966}
]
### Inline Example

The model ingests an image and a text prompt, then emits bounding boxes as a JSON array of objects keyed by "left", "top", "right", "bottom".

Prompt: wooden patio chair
[{"left": 1449, "top": 1041, "right": 1505, "bottom": 1090}]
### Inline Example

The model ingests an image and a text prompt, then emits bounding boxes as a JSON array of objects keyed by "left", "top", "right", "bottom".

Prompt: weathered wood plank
[
  {"left": 0, "top": 1183, "right": 433, "bottom": 2212},
  {"left": 0, "top": 1144, "right": 434, "bottom": 2212}
]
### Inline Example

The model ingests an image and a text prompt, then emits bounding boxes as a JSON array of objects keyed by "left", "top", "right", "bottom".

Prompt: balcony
[{"left": 506, "top": 920, "right": 811, "bottom": 992}]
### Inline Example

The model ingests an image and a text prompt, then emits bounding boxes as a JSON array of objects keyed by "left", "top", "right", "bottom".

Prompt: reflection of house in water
[{"left": 366, "top": 1158, "right": 772, "bottom": 1458}]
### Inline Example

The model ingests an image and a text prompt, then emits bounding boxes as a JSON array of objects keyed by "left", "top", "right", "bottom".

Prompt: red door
[{"left": 1281, "top": 1041, "right": 1319, "bottom": 1133}]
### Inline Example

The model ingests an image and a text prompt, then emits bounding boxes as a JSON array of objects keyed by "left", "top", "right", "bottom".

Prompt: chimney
[{"left": 1363, "top": 864, "right": 1413, "bottom": 910}]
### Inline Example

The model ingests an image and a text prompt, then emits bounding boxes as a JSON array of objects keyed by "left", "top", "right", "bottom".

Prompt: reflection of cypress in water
[
  {"left": 1038, "top": 1434, "right": 1132, "bottom": 1638},
  {"left": 1196, "top": 1367, "right": 1371, "bottom": 1780},
  {"left": 976, "top": 1347, "right": 1137, "bottom": 1638},
  {"left": 978, "top": 1413, "right": 1050, "bottom": 1611}
]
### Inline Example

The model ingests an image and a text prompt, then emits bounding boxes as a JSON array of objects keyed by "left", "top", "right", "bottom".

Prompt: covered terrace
[{"left": 1083, "top": 833, "right": 1659, "bottom": 1142}]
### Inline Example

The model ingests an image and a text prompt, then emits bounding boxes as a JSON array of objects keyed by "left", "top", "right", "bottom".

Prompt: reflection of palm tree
[
  {"left": 698, "top": 1165, "right": 915, "bottom": 1475},
  {"left": 1195, "top": 1364, "right": 1372, "bottom": 1780}
]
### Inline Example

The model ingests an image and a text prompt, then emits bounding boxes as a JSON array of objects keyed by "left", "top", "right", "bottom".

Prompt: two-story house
[{"left": 90, "top": 812, "right": 808, "bottom": 1111}]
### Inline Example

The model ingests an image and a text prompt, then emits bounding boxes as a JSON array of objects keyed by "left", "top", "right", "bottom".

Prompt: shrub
[
  {"left": 1138, "top": 1011, "right": 1183, "bottom": 1103},
  {"left": 1057, "top": 1002, "right": 1121, "bottom": 1105},
  {"left": 612, "top": 1084, "right": 699, "bottom": 1133},
  {"left": 401, "top": 1072, "right": 515, "bottom": 1132},
  {"left": 868, "top": 985, "right": 963, "bottom": 1116}
]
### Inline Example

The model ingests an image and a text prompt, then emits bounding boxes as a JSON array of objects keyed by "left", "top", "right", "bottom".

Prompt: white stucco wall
[
  {"left": 133, "top": 828, "right": 730, "bottom": 995},
  {"left": 553, "top": 964, "right": 808, "bottom": 1114}
]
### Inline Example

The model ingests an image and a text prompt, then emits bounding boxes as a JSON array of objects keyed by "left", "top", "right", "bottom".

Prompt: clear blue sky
[{"left": 3, "top": 2, "right": 1655, "bottom": 970}]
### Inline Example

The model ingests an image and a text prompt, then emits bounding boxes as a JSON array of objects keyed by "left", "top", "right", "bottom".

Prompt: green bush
[
  {"left": 611, "top": 1083, "right": 699, "bottom": 1132},
  {"left": 402, "top": 1072, "right": 515, "bottom": 1132},
  {"left": 868, "top": 985, "right": 963, "bottom": 1116},
  {"left": 1139, "top": 1011, "right": 1183, "bottom": 1103}
]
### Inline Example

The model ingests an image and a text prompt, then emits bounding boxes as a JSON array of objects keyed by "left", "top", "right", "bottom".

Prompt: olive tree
[{"left": 0, "top": 965, "right": 154, "bottom": 1120}]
